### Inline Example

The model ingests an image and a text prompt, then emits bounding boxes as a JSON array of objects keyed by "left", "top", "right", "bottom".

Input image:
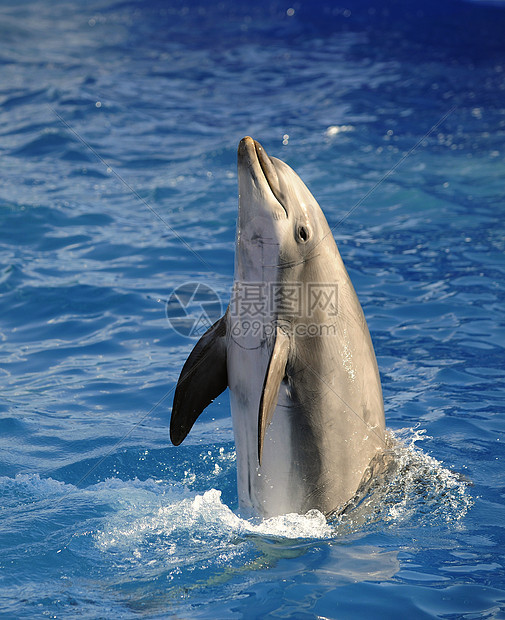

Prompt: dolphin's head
[{"left": 236, "top": 136, "right": 332, "bottom": 284}]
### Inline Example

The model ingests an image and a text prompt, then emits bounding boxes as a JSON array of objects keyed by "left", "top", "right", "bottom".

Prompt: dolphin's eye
[{"left": 296, "top": 225, "right": 310, "bottom": 243}]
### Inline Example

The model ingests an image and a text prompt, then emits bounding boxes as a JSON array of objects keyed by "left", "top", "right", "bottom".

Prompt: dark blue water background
[{"left": 1, "top": 0, "right": 505, "bottom": 617}]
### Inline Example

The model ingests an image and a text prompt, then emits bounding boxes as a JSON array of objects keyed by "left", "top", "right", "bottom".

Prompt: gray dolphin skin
[{"left": 170, "top": 136, "right": 386, "bottom": 519}]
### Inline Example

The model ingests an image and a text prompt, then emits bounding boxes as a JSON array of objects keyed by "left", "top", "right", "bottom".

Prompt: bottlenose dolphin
[{"left": 170, "top": 136, "right": 386, "bottom": 519}]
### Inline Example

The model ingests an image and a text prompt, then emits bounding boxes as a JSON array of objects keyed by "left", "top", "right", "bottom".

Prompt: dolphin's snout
[
  {"left": 238, "top": 136, "right": 267, "bottom": 165},
  {"left": 238, "top": 135, "right": 268, "bottom": 160},
  {"left": 238, "top": 135, "right": 255, "bottom": 156},
  {"left": 238, "top": 136, "right": 286, "bottom": 214}
]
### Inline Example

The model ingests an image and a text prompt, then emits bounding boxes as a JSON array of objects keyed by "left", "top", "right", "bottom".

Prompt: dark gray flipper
[
  {"left": 258, "top": 326, "right": 290, "bottom": 464},
  {"left": 170, "top": 315, "right": 228, "bottom": 446}
]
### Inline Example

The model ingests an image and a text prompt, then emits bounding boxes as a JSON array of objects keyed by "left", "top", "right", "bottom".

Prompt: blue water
[{"left": 1, "top": 0, "right": 505, "bottom": 617}]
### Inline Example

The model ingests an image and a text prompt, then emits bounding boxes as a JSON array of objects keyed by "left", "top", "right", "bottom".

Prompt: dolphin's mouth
[{"left": 238, "top": 136, "right": 288, "bottom": 218}]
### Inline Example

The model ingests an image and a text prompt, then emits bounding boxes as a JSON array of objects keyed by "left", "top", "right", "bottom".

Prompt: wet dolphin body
[{"left": 170, "top": 136, "right": 386, "bottom": 519}]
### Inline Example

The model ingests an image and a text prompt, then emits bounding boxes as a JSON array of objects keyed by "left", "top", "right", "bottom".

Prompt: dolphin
[{"left": 170, "top": 136, "right": 386, "bottom": 519}]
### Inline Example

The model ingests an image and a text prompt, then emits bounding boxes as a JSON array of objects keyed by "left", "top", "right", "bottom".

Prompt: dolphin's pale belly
[
  {"left": 255, "top": 385, "right": 312, "bottom": 516},
  {"left": 230, "top": 380, "right": 307, "bottom": 518},
  {"left": 226, "top": 310, "right": 316, "bottom": 517},
  {"left": 228, "top": 333, "right": 333, "bottom": 518}
]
